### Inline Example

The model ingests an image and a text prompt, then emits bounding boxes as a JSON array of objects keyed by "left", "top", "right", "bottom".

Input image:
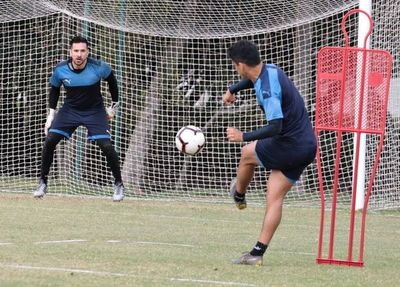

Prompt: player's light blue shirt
[
  {"left": 254, "top": 64, "right": 315, "bottom": 145},
  {"left": 50, "top": 58, "right": 112, "bottom": 110},
  {"left": 254, "top": 64, "right": 283, "bottom": 121}
]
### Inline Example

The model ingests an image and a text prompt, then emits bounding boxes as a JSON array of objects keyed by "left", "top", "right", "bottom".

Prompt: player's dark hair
[
  {"left": 69, "top": 36, "right": 89, "bottom": 48},
  {"left": 228, "top": 40, "right": 261, "bottom": 67}
]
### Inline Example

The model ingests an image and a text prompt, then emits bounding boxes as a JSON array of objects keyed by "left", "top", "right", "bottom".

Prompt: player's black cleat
[
  {"left": 232, "top": 252, "right": 263, "bottom": 266},
  {"left": 229, "top": 178, "right": 247, "bottom": 210}
]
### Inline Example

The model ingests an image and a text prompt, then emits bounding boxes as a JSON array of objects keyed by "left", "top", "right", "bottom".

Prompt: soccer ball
[{"left": 175, "top": 125, "right": 205, "bottom": 156}]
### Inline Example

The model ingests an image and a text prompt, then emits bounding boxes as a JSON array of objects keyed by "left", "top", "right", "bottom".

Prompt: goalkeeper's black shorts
[{"left": 48, "top": 105, "right": 111, "bottom": 141}]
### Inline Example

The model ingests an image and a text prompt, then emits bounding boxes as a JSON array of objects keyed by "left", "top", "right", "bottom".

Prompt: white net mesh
[{"left": 0, "top": 0, "right": 399, "bottom": 209}]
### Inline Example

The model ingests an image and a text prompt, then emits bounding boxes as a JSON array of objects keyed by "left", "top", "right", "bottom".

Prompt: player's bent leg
[
  {"left": 237, "top": 142, "right": 258, "bottom": 193},
  {"left": 34, "top": 133, "right": 64, "bottom": 198},
  {"left": 96, "top": 139, "right": 124, "bottom": 201},
  {"left": 230, "top": 142, "right": 258, "bottom": 210},
  {"left": 229, "top": 177, "right": 246, "bottom": 210}
]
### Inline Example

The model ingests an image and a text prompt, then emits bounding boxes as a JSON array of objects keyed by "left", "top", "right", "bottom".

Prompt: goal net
[{"left": 0, "top": 0, "right": 399, "bottom": 209}]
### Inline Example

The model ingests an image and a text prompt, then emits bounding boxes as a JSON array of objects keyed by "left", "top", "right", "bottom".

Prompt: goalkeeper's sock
[
  {"left": 40, "top": 176, "right": 48, "bottom": 185},
  {"left": 249, "top": 241, "right": 268, "bottom": 256}
]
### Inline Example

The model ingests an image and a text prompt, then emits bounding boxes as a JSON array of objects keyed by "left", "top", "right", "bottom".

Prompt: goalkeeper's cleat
[
  {"left": 229, "top": 178, "right": 247, "bottom": 210},
  {"left": 33, "top": 179, "right": 47, "bottom": 198},
  {"left": 232, "top": 252, "right": 263, "bottom": 266},
  {"left": 113, "top": 182, "right": 125, "bottom": 202}
]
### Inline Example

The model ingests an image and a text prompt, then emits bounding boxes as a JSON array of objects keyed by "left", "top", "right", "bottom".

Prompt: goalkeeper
[
  {"left": 33, "top": 36, "right": 124, "bottom": 202},
  {"left": 223, "top": 40, "right": 316, "bottom": 265}
]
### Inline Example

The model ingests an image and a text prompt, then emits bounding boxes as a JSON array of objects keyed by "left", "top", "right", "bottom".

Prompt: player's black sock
[
  {"left": 249, "top": 241, "right": 268, "bottom": 256},
  {"left": 41, "top": 176, "right": 48, "bottom": 185},
  {"left": 114, "top": 180, "right": 123, "bottom": 186},
  {"left": 234, "top": 190, "right": 245, "bottom": 202}
]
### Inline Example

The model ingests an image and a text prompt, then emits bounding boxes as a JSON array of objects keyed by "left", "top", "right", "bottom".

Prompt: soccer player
[
  {"left": 33, "top": 36, "right": 125, "bottom": 202},
  {"left": 223, "top": 40, "right": 316, "bottom": 265}
]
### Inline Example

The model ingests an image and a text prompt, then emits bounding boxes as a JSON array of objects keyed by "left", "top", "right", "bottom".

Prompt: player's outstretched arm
[
  {"left": 44, "top": 109, "right": 56, "bottom": 136},
  {"left": 223, "top": 78, "right": 254, "bottom": 105},
  {"left": 229, "top": 79, "right": 254, "bottom": 94},
  {"left": 44, "top": 85, "right": 61, "bottom": 135},
  {"left": 105, "top": 71, "right": 119, "bottom": 121}
]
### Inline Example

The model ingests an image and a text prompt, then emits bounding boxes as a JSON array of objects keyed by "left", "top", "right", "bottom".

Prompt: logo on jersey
[
  {"left": 262, "top": 90, "right": 271, "bottom": 98},
  {"left": 62, "top": 78, "right": 71, "bottom": 85}
]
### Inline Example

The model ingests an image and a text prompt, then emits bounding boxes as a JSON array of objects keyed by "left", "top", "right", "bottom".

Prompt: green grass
[{"left": 0, "top": 193, "right": 399, "bottom": 287}]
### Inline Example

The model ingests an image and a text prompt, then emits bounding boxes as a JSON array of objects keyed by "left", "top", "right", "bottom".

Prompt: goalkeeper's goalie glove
[
  {"left": 106, "top": 101, "right": 120, "bottom": 121},
  {"left": 44, "top": 108, "right": 56, "bottom": 136}
]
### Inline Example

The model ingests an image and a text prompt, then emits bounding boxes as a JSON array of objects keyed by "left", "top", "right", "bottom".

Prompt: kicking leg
[
  {"left": 236, "top": 141, "right": 259, "bottom": 193},
  {"left": 230, "top": 141, "right": 259, "bottom": 209}
]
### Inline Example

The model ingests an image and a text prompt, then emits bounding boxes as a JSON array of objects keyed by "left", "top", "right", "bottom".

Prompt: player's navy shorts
[
  {"left": 49, "top": 106, "right": 111, "bottom": 141},
  {"left": 255, "top": 137, "right": 316, "bottom": 183}
]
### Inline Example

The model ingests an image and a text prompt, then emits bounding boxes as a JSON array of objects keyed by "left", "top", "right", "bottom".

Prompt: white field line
[
  {"left": 131, "top": 241, "right": 195, "bottom": 247},
  {"left": 170, "top": 277, "right": 257, "bottom": 287},
  {"left": 0, "top": 263, "right": 127, "bottom": 277},
  {"left": 0, "top": 239, "right": 194, "bottom": 248},
  {"left": 105, "top": 240, "right": 195, "bottom": 247},
  {"left": 0, "top": 263, "right": 256, "bottom": 286},
  {"left": 35, "top": 239, "right": 87, "bottom": 244}
]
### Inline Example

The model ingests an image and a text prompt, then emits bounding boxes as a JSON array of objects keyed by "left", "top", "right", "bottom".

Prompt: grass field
[{"left": 0, "top": 193, "right": 399, "bottom": 287}]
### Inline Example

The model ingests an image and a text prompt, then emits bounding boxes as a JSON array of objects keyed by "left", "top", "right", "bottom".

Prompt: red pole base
[{"left": 316, "top": 258, "right": 364, "bottom": 267}]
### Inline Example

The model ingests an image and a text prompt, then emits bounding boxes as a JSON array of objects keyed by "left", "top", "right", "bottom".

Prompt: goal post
[
  {"left": 353, "top": 0, "right": 371, "bottom": 211},
  {"left": 0, "top": 0, "right": 399, "bottom": 210}
]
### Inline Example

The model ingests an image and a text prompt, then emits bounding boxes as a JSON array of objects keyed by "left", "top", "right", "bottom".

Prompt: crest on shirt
[
  {"left": 62, "top": 78, "right": 71, "bottom": 85},
  {"left": 262, "top": 90, "right": 271, "bottom": 98}
]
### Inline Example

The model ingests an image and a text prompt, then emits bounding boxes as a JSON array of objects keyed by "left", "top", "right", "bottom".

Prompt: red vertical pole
[{"left": 316, "top": 136, "right": 325, "bottom": 261}]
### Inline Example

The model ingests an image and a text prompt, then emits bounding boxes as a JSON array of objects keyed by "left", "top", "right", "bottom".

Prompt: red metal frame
[{"left": 315, "top": 9, "right": 392, "bottom": 267}]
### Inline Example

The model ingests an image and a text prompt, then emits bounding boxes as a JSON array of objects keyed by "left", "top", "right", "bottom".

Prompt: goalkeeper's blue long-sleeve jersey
[{"left": 49, "top": 58, "right": 118, "bottom": 110}]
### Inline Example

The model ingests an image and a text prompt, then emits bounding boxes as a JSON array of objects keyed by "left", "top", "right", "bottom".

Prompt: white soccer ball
[{"left": 175, "top": 125, "right": 205, "bottom": 156}]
